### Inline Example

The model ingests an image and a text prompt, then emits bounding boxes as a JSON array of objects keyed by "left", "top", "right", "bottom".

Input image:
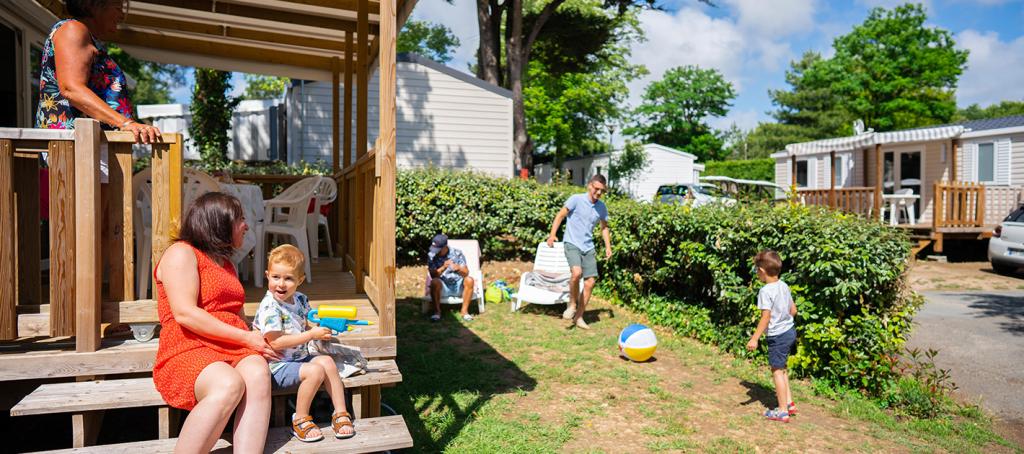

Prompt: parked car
[
  {"left": 654, "top": 183, "right": 736, "bottom": 207},
  {"left": 989, "top": 205, "right": 1024, "bottom": 275}
]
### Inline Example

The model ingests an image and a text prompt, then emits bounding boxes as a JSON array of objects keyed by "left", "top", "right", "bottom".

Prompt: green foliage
[
  {"left": 107, "top": 45, "right": 186, "bottom": 105},
  {"left": 702, "top": 159, "right": 774, "bottom": 182},
  {"left": 955, "top": 100, "right": 1024, "bottom": 122},
  {"left": 626, "top": 65, "right": 735, "bottom": 162},
  {"left": 242, "top": 74, "right": 289, "bottom": 100},
  {"left": 825, "top": 4, "right": 967, "bottom": 131},
  {"left": 608, "top": 140, "right": 647, "bottom": 188},
  {"left": 397, "top": 20, "right": 461, "bottom": 63},
  {"left": 189, "top": 69, "right": 241, "bottom": 171},
  {"left": 601, "top": 202, "right": 921, "bottom": 395},
  {"left": 768, "top": 52, "right": 852, "bottom": 139},
  {"left": 396, "top": 169, "right": 597, "bottom": 263}
]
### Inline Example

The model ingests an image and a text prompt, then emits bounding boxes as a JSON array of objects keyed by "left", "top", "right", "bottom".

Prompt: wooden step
[
  {"left": 11, "top": 360, "right": 401, "bottom": 416},
  {"left": 30, "top": 415, "right": 414, "bottom": 453},
  {"left": 0, "top": 337, "right": 397, "bottom": 382}
]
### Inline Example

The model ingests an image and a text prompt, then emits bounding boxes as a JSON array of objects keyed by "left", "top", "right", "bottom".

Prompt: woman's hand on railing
[{"left": 120, "top": 121, "right": 163, "bottom": 145}]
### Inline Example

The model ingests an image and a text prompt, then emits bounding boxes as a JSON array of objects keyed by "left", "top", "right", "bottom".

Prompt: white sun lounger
[{"left": 512, "top": 242, "right": 580, "bottom": 312}]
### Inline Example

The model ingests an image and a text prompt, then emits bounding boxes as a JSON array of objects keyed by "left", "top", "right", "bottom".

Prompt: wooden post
[
  {"left": 0, "top": 140, "right": 15, "bottom": 340},
  {"left": 829, "top": 150, "right": 837, "bottom": 209},
  {"left": 978, "top": 182, "right": 986, "bottom": 227},
  {"left": 950, "top": 139, "right": 958, "bottom": 181},
  {"left": 332, "top": 56, "right": 341, "bottom": 174},
  {"left": 116, "top": 149, "right": 134, "bottom": 300},
  {"left": 873, "top": 144, "right": 882, "bottom": 220},
  {"left": 72, "top": 411, "right": 103, "bottom": 448},
  {"left": 105, "top": 144, "right": 132, "bottom": 302},
  {"left": 338, "top": 31, "right": 355, "bottom": 267},
  {"left": 353, "top": 169, "right": 365, "bottom": 292},
  {"left": 14, "top": 154, "right": 41, "bottom": 307},
  {"left": 862, "top": 148, "right": 870, "bottom": 187},
  {"left": 356, "top": 0, "right": 369, "bottom": 158},
  {"left": 933, "top": 182, "right": 943, "bottom": 231},
  {"left": 344, "top": 31, "right": 354, "bottom": 169},
  {"left": 377, "top": 0, "right": 397, "bottom": 338},
  {"left": 49, "top": 139, "right": 76, "bottom": 337},
  {"left": 74, "top": 119, "right": 102, "bottom": 353},
  {"left": 151, "top": 135, "right": 183, "bottom": 269},
  {"left": 790, "top": 156, "right": 797, "bottom": 189}
]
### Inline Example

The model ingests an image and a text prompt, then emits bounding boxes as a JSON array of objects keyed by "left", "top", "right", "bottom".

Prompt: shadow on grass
[
  {"left": 518, "top": 301, "right": 616, "bottom": 326},
  {"left": 384, "top": 298, "right": 537, "bottom": 451},
  {"left": 738, "top": 380, "right": 776, "bottom": 409}
]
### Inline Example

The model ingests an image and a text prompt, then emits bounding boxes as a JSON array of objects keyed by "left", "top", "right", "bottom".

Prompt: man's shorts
[
  {"left": 564, "top": 242, "right": 598, "bottom": 279},
  {"left": 438, "top": 278, "right": 465, "bottom": 297},
  {"left": 271, "top": 356, "right": 314, "bottom": 389},
  {"left": 765, "top": 327, "right": 797, "bottom": 369}
]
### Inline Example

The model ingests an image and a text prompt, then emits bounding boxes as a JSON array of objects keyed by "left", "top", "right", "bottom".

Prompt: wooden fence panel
[
  {"left": 48, "top": 139, "right": 75, "bottom": 337},
  {"left": 0, "top": 140, "right": 15, "bottom": 339},
  {"left": 74, "top": 119, "right": 102, "bottom": 353}
]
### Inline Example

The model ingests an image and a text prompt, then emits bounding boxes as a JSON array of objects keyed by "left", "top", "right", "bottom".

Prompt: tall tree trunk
[
  {"left": 506, "top": 0, "right": 530, "bottom": 172},
  {"left": 491, "top": 0, "right": 505, "bottom": 88},
  {"left": 475, "top": 0, "right": 500, "bottom": 85}
]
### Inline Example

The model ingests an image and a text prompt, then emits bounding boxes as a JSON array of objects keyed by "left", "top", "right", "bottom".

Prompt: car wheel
[{"left": 992, "top": 261, "right": 1018, "bottom": 275}]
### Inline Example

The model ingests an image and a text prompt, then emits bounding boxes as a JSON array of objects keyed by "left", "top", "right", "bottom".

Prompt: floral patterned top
[
  {"left": 35, "top": 19, "right": 133, "bottom": 130},
  {"left": 252, "top": 291, "right": 312, "bottom": 373}
]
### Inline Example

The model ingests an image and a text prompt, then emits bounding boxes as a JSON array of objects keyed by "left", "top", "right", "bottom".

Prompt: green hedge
[
  {"left": 703, "top": 158, "right": 775, "bottom": 181},
  {"left": 396, "top": 169, "right": 594, "bottom": 262},
  {"left": 602, "top": 202, "right": 920, "bottom": 393}
]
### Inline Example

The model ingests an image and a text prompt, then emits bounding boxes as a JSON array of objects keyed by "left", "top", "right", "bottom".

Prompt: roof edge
[{"left": 397, "top": 52, "right": 512, "bottom": 99}]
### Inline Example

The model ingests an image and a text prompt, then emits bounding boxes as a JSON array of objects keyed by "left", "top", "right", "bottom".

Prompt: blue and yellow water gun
[{"left": 308, "top": 305, "right": 375, "bottom": 335}]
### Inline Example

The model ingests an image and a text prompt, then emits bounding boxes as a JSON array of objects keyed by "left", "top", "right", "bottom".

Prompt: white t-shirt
[{"left": 757, "top": 280, "right": 794, "bottom": 337}]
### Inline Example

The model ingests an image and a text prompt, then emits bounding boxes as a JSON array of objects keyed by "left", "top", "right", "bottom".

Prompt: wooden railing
[
  {"left": 798, "top": 187, "right": 876, "bottom": 216},
  {"left": 0, "top": 119, "right": 182, "bottom": 351},
  {"left": 933, "top": 181, "right": 984, "bottom": 229}
]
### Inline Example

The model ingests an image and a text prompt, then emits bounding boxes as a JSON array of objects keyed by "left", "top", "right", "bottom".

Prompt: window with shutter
[{"left": 978, "top": 143, "right": 995, "bottom": 183}]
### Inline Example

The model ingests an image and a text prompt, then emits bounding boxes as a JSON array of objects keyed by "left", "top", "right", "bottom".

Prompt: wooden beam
[
  {"left": 377, "top": 0, "right": 397, "bottom": 337},
  {"left": 49, "top": 139, "right": 76, "bottom": 337},
  {"left": 14, "top": 154, "right": 41, "bottom": 306},
  {"left": 0, "top": 140, "right": 15, "bottom": 340},
  {"left": 874, "top": 144, "right": 883, "bottom": 219},
  {"left": 356, "top": 0, "right": 370, "bottom": 158},
  {"left": 74, "top": 119, "right": 103, "bottom": 353},
  {"left": 111, "top": 29, "right": 341, "bottom": 72},
  {"left": 110, "top": 146, "right": 135, "bottom": 301},
  {"left": 951, "top": 139, "right": 959, "bottom": 181},
  {"left": 790, "top": 156, "right": 797, "bottom": 189},
  {"left": 333, "top": 57, "right": 341, "bottom": 174},
  {"left": 150, "top": 136, "right": 184, "bottom": 270},
  {"left": 829, "top": 150, "right": 837, "bottom": 209},
  {"left": 137, "top": 0, "right": 380, "bottom": 34},
  {"left": 123, "top": 14, "right": 356, "bottom": 53},
  {"left": 272, "top": 0, "right": 382, "bottom": 15},
  {"left": 344, "top": 31, "right": 354, "bottom": 169}
]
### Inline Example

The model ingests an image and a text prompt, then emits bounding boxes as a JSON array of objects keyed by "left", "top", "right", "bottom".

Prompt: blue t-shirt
[
  {"left": 427, "top": 247, "right": 467, "bottom": 285},
  {"left": 563, "top": 193, "right": 608, "bottom": 253}
]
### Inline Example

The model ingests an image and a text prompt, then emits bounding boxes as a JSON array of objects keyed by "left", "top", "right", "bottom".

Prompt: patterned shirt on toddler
[{"left": 252, "top": 291, "right": 312, "bottom": 373}]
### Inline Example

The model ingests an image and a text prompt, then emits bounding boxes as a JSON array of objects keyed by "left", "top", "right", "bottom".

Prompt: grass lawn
[{"left": 383, "top": 263, "right": 1020, "bottom": 453}]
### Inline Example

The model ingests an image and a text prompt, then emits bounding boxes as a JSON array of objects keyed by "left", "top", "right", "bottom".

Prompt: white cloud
[
  {"left": 709, "top": 108, "right": 762, "bottom": 131},
  {"left": 723, "top": 0, "right": 818, "bottom": 38},
  {"left": 410, "top": 0, "right": 478, "bottom": 74},
  {"left": 856, "top": 0, "right": 933, "bottom": 11},
  {"left": 956, "top": 29, "right": 1024, "bottom": 106}
]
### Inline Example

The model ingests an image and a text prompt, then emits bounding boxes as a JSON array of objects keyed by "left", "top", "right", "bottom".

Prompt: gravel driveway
[{"left": 907, "top": 291, "right": 1024, "bottom": 428}]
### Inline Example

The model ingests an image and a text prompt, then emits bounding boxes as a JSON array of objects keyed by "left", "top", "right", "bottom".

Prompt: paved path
[{"left": 907, "top": 291, "right": 1024, "bottom": 425}]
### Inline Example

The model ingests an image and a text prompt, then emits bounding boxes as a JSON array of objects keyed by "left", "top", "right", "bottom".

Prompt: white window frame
[{"left": 975, "top": 142, "right": 996, "bottom": 184}]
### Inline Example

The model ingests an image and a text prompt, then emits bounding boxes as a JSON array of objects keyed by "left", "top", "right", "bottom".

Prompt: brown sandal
[
  {"left": 332, "top": 410, "right": 356, "bottom": 439},
  {"left": 291, "top": 415, "right": 324, "bottom": 442}
]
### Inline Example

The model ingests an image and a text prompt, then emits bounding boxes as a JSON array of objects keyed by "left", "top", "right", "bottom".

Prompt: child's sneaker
[
  {"left": 787, "top": 402, "right": 797, "bottom": 416},
  {"left": 764, "top": 408, "right": 790, "bottom": 423}
]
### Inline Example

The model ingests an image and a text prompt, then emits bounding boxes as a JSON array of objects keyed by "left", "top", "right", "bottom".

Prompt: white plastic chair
[
  {"left": 512, "top": 242, "right": 581, "bottom": 312},
  {"left": 894, "top": 188, "right": 916, "bottom": 225},
  {"left": 253, "top": 175, "right": 321, "bottom": 287},
  {"left": 421, "top": 239, "right": 485, "bottom": 314},
  {"left": 308, "top": 177, "right": 338, "bottom": 261},
  {"left": 133, "top": 167, "right": 221, "bottom": 299},
  {"left": 221, "top": 183, "right": 263, "bottom": 281}
]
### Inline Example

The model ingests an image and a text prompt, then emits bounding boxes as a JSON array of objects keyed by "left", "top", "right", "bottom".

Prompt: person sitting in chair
[{"left": 427, "top": 234, "right": 475, "bottom": 322}]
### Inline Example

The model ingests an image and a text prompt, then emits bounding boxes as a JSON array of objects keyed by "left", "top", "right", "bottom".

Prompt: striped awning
[{"left": 781, "top": 125, "right": 965, "bottom": 157}]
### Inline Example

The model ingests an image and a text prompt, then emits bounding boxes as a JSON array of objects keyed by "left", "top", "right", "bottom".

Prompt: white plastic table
[{"left": 881, "top": 193, "right": 920, "bottom": 226}]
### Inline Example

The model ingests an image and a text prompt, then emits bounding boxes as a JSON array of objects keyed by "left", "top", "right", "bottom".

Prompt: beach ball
[{"left": 618, "top": 324, "right": 657, "bottom": 362}]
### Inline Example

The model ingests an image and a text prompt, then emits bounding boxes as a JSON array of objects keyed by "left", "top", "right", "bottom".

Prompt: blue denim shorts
[
  {"left": 270, "top": 356, "right": 313, "bottom": 389},
  {"left": 439, "top": 278, "right": 465, "bottom": 297},
  {"left": 766, "top": 327, "right": 797, "bottom": 369}
]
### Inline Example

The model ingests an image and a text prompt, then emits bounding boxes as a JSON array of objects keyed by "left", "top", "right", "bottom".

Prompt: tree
[
  {"left": 243, "top": 74, "right": 290, "bottom": 100},
  {"left": 768, "top": 52, "right": 851, "bottom": 139},
  {"left": 827, "top": 3, "right": 967, "bottom": 131},
  {"left": 626, "top": 65, "right": 735, "bottom": 162},
  {"left": 955, "top": 100, "right": 1024, "bottom": 121},
  {"left": 473, "top": 0, "right": 712, "bottom": 172},
  {"left": 608, "top": 140, "right": 647, "bottom": 190},
  {"left": 107, "top": 45, "right": 186, "bottom": 105},
  {"left": 190, "top": 69, "right": 240, "bottom": 170},
  {"left": 398, "top": 20, "right": 461, "bottom": 63},
  {"left": 525, "top": 6, "right": 647, "bottom": 165}
]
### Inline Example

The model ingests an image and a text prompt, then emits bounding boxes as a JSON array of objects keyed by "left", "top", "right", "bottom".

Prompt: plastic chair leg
[
  {"left": 295, "top": 232, "right": 313, "bottom": 283},
  {"left": 322, "top": 224, "right": 333, "bottom": 258},
  {"left": 254, "top": 230, "right": 265, "bottom": 288}
]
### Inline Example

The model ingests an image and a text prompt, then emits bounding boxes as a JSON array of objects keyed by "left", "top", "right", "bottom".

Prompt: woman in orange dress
[{"left": 152, "top": 192, "right": 279, "bottom": 453}]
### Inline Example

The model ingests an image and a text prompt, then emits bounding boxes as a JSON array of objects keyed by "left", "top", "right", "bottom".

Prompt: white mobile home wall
[
  {"left": 136, "top": 100, "right": 279, "bottom": 161},
  {"left": 287, "top": 53, "right": 514, "bottom": 178}
]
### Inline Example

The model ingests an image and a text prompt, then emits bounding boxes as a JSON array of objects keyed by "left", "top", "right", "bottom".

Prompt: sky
[{"left": 172, "top": 0, "right": 1024, "bottom": 136}]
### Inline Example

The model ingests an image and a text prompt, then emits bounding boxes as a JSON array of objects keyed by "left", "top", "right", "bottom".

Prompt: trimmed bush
[
  {"left": 703, "top": 158, "right": 775, "bottom": 181},
  {"left": 602, "top": 202, "right": 920, "bottom": 394}
]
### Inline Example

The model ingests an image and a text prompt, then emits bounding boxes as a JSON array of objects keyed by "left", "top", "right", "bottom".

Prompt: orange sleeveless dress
[{"left": 152, "top": 243, "right": 259, "bottom": 410}]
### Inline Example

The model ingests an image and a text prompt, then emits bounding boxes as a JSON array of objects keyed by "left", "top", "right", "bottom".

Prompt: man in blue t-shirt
[
  {"left": 427, "top": 234, "right": 475, "bottom": 322},
  {"left": 546, "top": 174, "right": 611, "bottom": 330}
]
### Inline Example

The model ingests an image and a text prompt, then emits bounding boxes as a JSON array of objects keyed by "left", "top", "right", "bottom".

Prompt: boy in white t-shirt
[{"left": 746, "top": 249, "right": 798, "bottom": 423}]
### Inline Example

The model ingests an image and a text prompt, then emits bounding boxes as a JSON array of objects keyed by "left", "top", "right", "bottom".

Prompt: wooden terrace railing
[
  {"left": 933, "top": 181, "right": 984, "bottom": 230},
  {"left": 0, "top": 119, "right": 182, "bottom": 352},
  {"left": 798, "top": 187, "right": 876, "bottom": 217}
]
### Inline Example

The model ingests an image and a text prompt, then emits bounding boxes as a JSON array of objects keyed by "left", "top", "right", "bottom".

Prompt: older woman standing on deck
[
  {"left": 153, "top": 192, "right": 278, "bottom": 453},
  {"left": 36, "top": 0, "right": 161, "bottom": 143}
]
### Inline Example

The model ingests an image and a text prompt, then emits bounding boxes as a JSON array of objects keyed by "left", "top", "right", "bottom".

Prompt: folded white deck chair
[
  {"left": 421, "top": 239, "right": 485, "bottom": 314},
  {"left": 512, "top": 242, "right": 580, "bottom": 312}
]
